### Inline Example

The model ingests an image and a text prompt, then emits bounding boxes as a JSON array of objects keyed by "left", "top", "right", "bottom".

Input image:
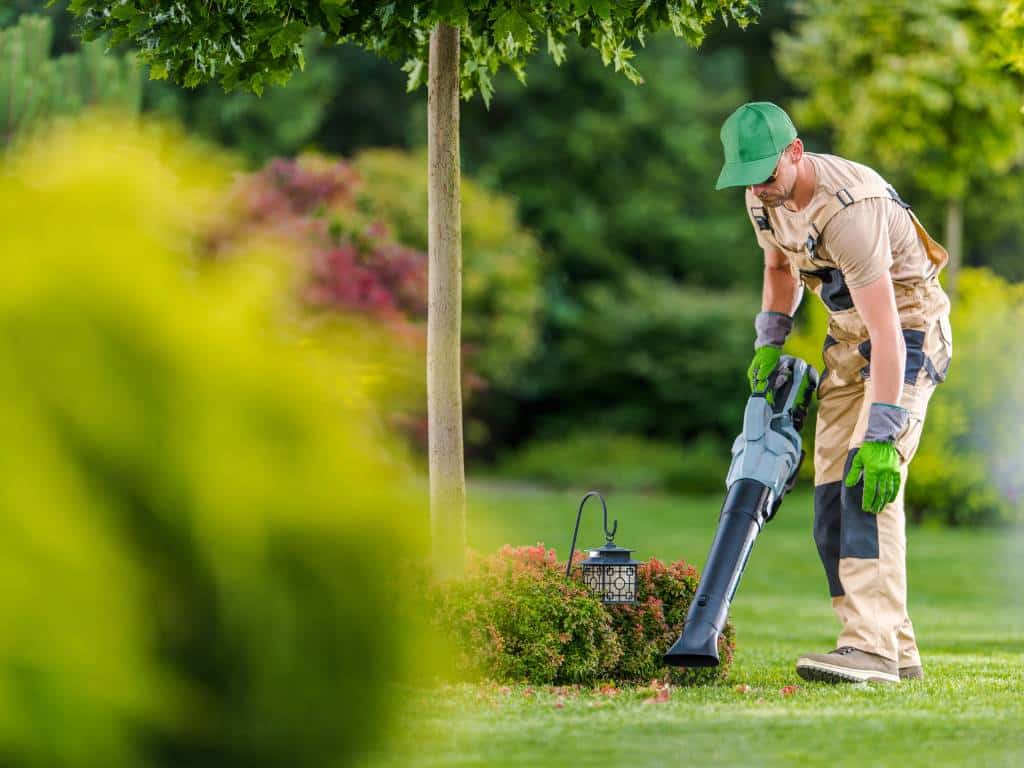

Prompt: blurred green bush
[
  {"left": 497, "top": 431, "right": 728, "bottom": 495},
  {"left": 454, "top": 38, "right": 765, "bottom": 452},
  {"left": 522, "top": 273, "right": 756, "bottom": 442},
  {"left": 911, "top": 269, "right": 1024, "bottom": 524},
  {"left": 460, "top": 38, "right": 754, "bottom": 291},
  {"left": 0, "top": 116, "right": 432, "bottom": 767},
  {"left": 788, "top": 269, "right": 1024, "bottom": 525}
]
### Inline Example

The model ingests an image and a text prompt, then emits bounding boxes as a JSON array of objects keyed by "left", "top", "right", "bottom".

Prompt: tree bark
[
  {"left": 427, "top": 24, "right": 466, "bottom": 579},
  {"left": 944, "top": 197, "right": 963, "bottom": 301}
]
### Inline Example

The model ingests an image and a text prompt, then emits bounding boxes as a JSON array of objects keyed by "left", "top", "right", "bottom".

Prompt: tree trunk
[
  {"left": 944, "top": 197, "right": 963, "bottom": 301},
  {"left": 427, "top": 24, "right": 466, "bottom": 579}
]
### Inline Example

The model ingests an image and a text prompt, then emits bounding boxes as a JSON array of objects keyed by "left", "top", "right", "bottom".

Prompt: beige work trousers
[{"left": 812, "top": 375, "right": 935, "bottom": 665}]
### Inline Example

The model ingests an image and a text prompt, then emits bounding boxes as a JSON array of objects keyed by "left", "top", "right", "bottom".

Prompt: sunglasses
[{"left": 758, "top": 148, "right": 790, "bottom": 186}]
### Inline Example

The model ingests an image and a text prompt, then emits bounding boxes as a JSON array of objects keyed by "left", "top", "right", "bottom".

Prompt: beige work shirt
[{"left": 745, "top": 153, "right": 939, "bottom": 290}]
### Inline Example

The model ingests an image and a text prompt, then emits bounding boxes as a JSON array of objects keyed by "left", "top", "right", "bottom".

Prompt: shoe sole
[{"left": 796, "top": 659, "right": 900, "bottom": 684}]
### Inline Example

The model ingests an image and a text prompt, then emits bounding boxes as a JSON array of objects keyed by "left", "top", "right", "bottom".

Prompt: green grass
[{"left": 371, "top": 483, "right": 1024, "bottom": 768}]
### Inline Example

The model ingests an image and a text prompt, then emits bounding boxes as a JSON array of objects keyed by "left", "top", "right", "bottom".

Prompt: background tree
[
  {"left": 66, "top": 0, "right": 760, "bottom": 576},
  {"left": 777, "top": 0, "right": 1024, "bottom": 297},
  {"left": 0, "top": 14, "right": 140, "bottom": 148},
  {"left": 456, "top": 37, "right": 758, "bottom": 451}
]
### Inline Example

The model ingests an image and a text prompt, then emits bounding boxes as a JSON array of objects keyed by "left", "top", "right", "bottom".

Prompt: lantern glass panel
[{"left": 603, "top": 564, "right": 637, "bottom": 604}]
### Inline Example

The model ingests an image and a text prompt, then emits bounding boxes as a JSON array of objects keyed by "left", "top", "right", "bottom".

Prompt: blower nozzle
[{"left": 664, "top": 356, "right": 817, "bottom": 668}]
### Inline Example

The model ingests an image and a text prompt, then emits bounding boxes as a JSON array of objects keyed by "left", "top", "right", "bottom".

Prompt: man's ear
[{"left": 788, "top": 138, "right": 804, "bottom": 163}]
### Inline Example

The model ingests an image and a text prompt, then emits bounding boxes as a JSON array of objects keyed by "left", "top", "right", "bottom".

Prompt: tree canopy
[
  {"left": 68, "top": 1, "right": 760, "bottom": 100},
  {"left": 778, "top": 0, "right": 1023, "bottom": 205},
  {"left": 777, "top": 0, "right": 1024, "bottom": 292}
]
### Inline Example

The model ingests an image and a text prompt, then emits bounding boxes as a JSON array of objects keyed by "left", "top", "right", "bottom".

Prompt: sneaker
[
  {"left": 899, "top": 665, "right": 924, "bottom": 681},
  {"left": 796, "top": 646, "right": 900, "bottom": 684}
]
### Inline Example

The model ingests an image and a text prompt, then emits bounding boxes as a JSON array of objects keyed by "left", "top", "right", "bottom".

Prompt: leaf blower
[{"left": 664, "top": 355, "right": 818, "bottom": 667}]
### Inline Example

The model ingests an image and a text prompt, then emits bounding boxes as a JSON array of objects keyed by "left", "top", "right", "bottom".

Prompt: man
[{"left": 716, "top": 102, "right": 953, "bottom": 684}]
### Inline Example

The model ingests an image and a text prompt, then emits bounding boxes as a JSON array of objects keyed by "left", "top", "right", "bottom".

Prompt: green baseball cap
[{"left": 715, "top": 102, "right": 798, "bottom": 190}]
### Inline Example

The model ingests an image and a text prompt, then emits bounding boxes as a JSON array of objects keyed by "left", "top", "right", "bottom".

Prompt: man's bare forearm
[
  {"left": 866, "top": 325, "right": 905, "bottom": 405},
  {"left": 850, "top": 274, "right": 905, "bottom": 407},
  {"left": 762, "top": 263, "right": 802, "bottom": 316}
]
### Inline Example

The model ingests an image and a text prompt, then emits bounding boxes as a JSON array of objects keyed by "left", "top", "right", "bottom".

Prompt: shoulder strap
[
  {"left": 805, "top": 183, "right": 911, "bottom": 257},
  {"left": 750, "top": 205, "right": 773, "bottom": 233}
]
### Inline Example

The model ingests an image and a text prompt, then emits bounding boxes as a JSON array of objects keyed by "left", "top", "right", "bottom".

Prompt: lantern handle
[{"left": 565, "top": 490, "right": 617, "bottom": 578}]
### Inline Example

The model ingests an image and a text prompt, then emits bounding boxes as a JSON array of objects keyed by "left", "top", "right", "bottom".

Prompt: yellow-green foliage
[
  {"left": 353, "top": 149, "right": 542, "bottom": 393},
  {"left": 912, "top": 269, "right": 1024, "bottom": 524},
  {"left": 0, "top": 115, "right": 430, "bottom": 767},
  {"left": 787, "top": 270, "right": 1024, "bottom": 524}
]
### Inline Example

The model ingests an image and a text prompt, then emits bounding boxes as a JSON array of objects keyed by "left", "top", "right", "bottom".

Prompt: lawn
[{"left": 370, "top": 482, "right": 1024, "bottom": 768}]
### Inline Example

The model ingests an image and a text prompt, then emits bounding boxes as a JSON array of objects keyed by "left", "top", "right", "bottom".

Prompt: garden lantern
[{"left": 566, "top": 491, "right": 640, "bottom": 605}]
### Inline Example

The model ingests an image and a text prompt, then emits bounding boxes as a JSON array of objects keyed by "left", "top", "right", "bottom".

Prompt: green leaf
[
  {"left": 378, "top": 3, "right": 396, "bottom": 28},
  {"left": 547, "top": 28, "right": 567, "bottom": 66},
  {"left": 270, "top": 23, "right": 304, "bottom": 59},
  {"left": 321, "top": 4, "right": 343, "bottom": 34},
  {"left": 149, "top": 60, "right": 168, "bottom": 81},
  {"left": 127, "top": 15, "right": 150, "bottom": 37},
  {"left": 493, "top": 9, "right": 530, "bottom": 47},
  {"left": 510, "top": 60, "right": 527, "bottom": 86},
  {"left": 401, "top": 57, "right": 425, "bottom": 93},
  {"left": 477, "top": 67, "right": 494, "bottom": 108},
  {"left": 109, "top": 5, "right": 135, "bottom": 22},
  {"left": 434, "top": 0, "right": 467, "bottom": 24}
]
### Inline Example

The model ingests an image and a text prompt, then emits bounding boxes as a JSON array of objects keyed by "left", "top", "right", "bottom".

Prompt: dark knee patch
[
  {"left": 813, "top": 482, "right": 844, "bottom": 597},
  {"left": 840, "top": 449, "right": 880, "bottom": 559}
]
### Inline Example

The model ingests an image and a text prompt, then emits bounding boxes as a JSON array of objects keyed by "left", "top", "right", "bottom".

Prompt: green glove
[
  {"left": 845, "top": 441, "right": 901, "bottom": 514},
  {"left": 748, "top": 344, "right": 782, "bottom": 396}
]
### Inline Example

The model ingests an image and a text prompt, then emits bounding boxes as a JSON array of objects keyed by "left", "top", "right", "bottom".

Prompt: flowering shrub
[
  {"left": 204, "top": 156, "right": 428, "bottom": 332},
  {"left": 434, "top": 546, "right": 735, "bottom": 686}
]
